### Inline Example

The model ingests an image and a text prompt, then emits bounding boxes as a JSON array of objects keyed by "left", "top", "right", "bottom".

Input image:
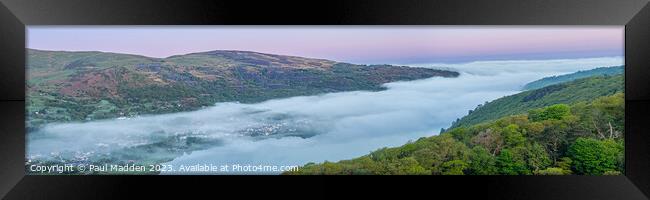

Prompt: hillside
[
  {"left": 26, "top": 49, "right": 459, "bottom": 129},
  {"left": 447, "top": 74, "right": 623, "bottom": 129},
  {"left": 522, "top": 66, "right": 623, "bottom": 90},
  {"left": 286, "top": 91, "right": 624, "bottom": 175}
]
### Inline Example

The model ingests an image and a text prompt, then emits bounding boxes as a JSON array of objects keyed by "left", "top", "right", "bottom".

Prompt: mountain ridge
[
  {"left": 29, "top": 48, "right": 338, "bottom": 63},
  {"left": 27, "top": 49, "right": 459, "bottom": 128},
  {"left": 522, "top": 66, "right": 623, "bottom": 90}
]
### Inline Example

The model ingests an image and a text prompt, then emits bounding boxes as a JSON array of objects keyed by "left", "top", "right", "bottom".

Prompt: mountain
[
  {"left": 522, "top": 66, "right": 623, "bottom": 90},
  {"left": 27, "top": 49, "right": 459, "bottom": 128},
  {"left": 285, "top": 78, "right": 625, "bottom": 175},
  {"left": 447, "top": 74, "right": 623, "bottom": 129}
]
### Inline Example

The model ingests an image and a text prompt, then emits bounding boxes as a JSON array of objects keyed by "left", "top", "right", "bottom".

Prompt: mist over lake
[{"left": 26, "top": 57, "right": 623, "bottom": 174}]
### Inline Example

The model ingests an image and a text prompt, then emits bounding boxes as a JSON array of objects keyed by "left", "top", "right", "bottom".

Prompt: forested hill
[
  {"left": 447, "top": 74, "right": 623, "bottom": 130},
  {"left": 286, "top": 92, "right": 624, "bottom": 175},
  {"left": 27, "top": 49, "right": 459, "bottom": 128},
  {"left": 523, "top": 66, "right": 623, "bottom": 90}
]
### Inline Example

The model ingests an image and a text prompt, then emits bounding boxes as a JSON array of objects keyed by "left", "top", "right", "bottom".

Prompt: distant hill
[
  {"left": 447, "top": 74, "right": 623, "bottom": 129},
  {"left": 522, "top": 66, "right": 623, "bottom": 90},
  {"left": 27, "top": 49, "right": 459, "bottom": 128}
]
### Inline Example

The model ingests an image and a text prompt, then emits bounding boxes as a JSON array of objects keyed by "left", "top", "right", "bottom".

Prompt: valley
[{"left": 25, "top": 53, "right": 624, "bottom": 175}]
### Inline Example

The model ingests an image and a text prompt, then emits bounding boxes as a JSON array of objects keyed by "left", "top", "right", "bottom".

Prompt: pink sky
[{"left": 27, "top": 26, "right": 623, "bottom": 64}]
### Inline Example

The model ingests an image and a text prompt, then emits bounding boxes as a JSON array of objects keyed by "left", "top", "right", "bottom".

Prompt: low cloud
[{"left": 27, "top": 57, "right": 624, "bottom": 174}]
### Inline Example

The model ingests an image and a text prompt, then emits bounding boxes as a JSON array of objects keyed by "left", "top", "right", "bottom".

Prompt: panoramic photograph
[{"left": 25, "top": 26, "right": 624, "bottom": 175}]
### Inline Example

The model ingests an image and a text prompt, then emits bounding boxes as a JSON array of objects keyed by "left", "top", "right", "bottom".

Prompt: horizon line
[{"left": 27, "top": 47, "right": 623, "bottom": 66}]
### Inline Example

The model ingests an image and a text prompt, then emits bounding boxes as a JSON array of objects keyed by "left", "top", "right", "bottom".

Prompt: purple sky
[{"left": 27, "top": 26, "right": 623, "bottom": 64}]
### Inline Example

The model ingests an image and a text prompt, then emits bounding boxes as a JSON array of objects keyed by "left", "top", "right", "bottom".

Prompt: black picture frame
[{"left": 0, "top": 0, "right": 649, "bottom": 199}]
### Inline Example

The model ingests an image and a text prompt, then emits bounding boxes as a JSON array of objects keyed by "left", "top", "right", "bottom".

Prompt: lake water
[{"left": 26, "top": 57, "right": 623, "bottom": 174}]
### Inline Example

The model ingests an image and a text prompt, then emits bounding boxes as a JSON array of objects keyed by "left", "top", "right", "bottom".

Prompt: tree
[
  {"left": 467, "top": 146, "right": 497, "bottom": 175},
  {"left": 411, "top": 134, "right": 469, "bottom": 172},
  {"left": 538, "top": 119, "right": 570, "bottom": 162},
  {"left": 387, "top": 157, "right": 429, "bottom": 175},
  {"left": 568, "top": 138, "right": 622, "bottom": 175},
  {"left": 448, "top": 127, "right": 472, "bottom": 144},
  {"left": 349, "top": 156, "right": 384, "bottom": 174},
  {"left": 535, "top": 167, "right": 566, "bottom": 175},
  {"left": 523, "top": 122, "right": 544, "bottom": 137},
  {"left": 440, "top": 160, "right": 468, "bottom": 175},
  {"left": 471, "top": 128, "right": 504, "bottom": 156},
  {"left": 525, "top": 143, "right": 551, "bottom": 171},
  {"left": 590, "top": 93, "right": 625, "bottom": 139},
  {"left": 529, "top": 104, "right": 571, "bottom": 122},
  {"left": 496, "top": 148, "right": 530, "bottom": 175},
  {"left": 502, "top": 124, "right": 526, "bottom": 148},
  {"left": 319, "top": 161, "right": 345, "bottom": 175},
  {"left": 556, "top": 157, "right": 573, "bottom": 174}
]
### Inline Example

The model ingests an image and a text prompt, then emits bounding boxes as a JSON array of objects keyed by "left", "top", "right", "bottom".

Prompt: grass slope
[{"left": 448, "top": 74, "right": 623, "bottom": 129}]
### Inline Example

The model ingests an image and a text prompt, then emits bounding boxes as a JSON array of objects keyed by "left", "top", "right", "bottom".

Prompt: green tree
[
  {"left": 523, "top": 121, "right": 545, "bottom": 137},
  {"left": 556, "top": 157, "right": 573, "bottom": 174},
  {"left": 448, "top": 127, "right": 472, "bottom": 144},
  {"left": 440, "top": 160, "right": 468, "bottom": 175},
  {"left": 387, "top": 157, "right": 429, "bottom": 175},
  {"left": 535, "top": 167, "right": 566, "bottom": 175},
  {"left": 529, "top": 104, "right": 571, "bottom": 122},
  {"left": 568, "top": 138, "right": 622, "bottom": 175},
  {"left": 320, "top": 161, "right": 345, "bottom": 175},
  {"left": 538, "top": 119, "right": 571, "bottom": 162},
  {"left": 467, "top": 146, "right": 497, "bottom": 175},
  {"left": 412, "top": 134, "right": 469, "bottom": 172},
  {"left": 525, "top": 143, "right": 551, "bottom": 171},
  {"left": 496, "top": 148, "right": 530, "bottom": 175},
  {"left": 502, "top": 124, "right": 526, "bottom": 148},
  {"left": 590, "top": 93, "right": 625, "bottom": 139}
]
